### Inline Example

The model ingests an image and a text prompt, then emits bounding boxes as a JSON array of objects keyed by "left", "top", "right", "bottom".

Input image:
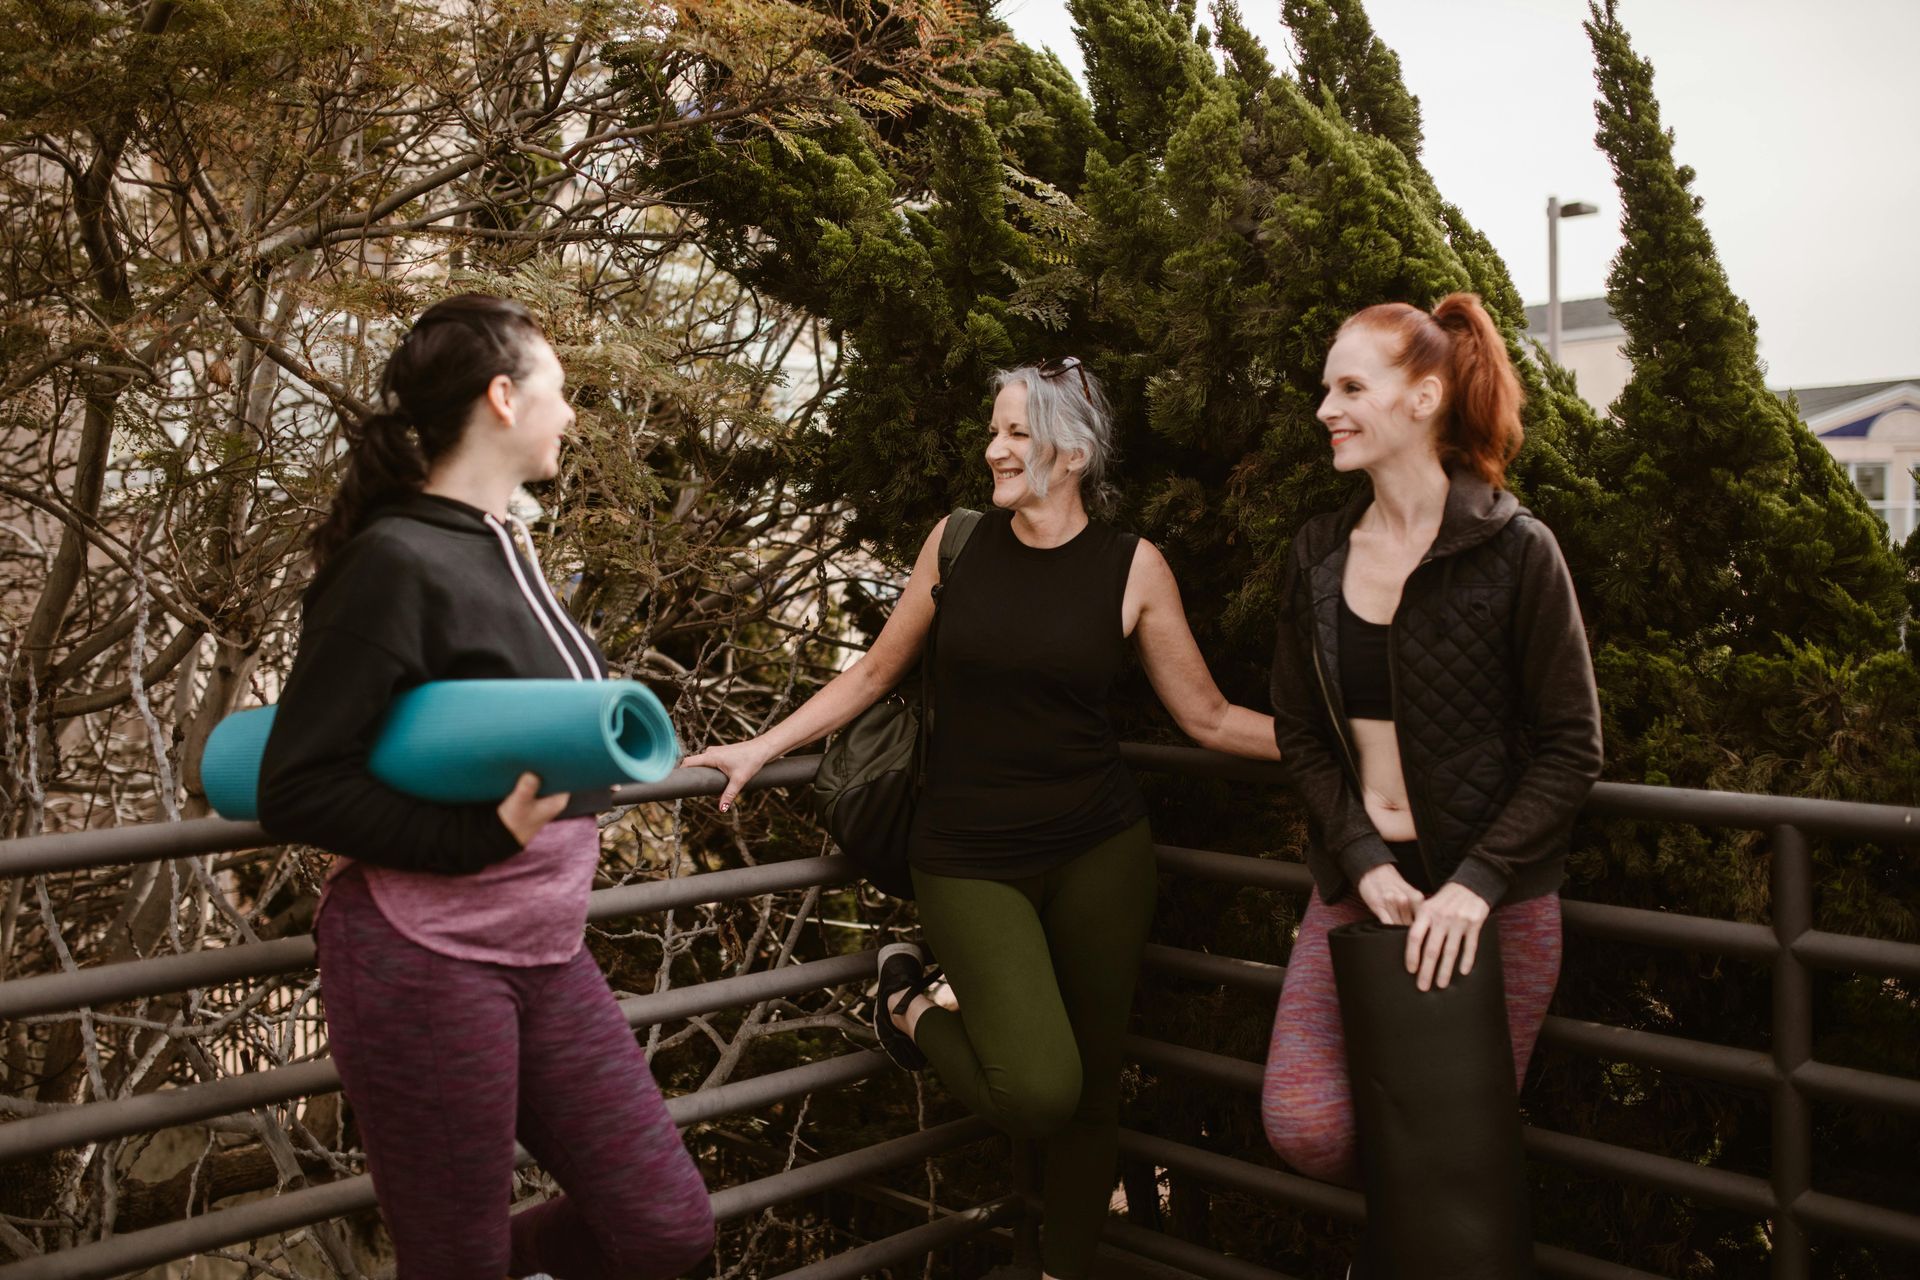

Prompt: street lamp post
[{"left": 1547, "top": 196, "right": 1599, "bottom": 363}]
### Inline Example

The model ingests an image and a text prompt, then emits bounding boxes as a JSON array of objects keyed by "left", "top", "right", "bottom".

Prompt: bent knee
[
  {"left": 1262, "top": 1091, "right": 1357, "bottom": 1185},
  {"left": 990, "top": 1071, "right": 1082, "bottom": 1139},
  {"left": 610, "top": 1203, "right": 715, "bottom": 1279}
]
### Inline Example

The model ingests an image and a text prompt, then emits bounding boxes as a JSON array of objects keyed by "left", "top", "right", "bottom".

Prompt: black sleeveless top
[
  {"left": 1338, "top": 596, "right": 1394, "bottom": 720},
  {"left": 908, "top": 509, "right": 1148, "bottom": 879}
]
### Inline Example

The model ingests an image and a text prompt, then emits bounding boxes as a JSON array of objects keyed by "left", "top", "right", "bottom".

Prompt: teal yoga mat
[{"left": 201, "top": 679, "right": 680, "bottom": 821}]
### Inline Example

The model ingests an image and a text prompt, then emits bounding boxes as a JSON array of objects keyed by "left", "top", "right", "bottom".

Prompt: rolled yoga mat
[
  {"left": 1327, "top": 920, "right": 1534, "bottom": 1280},
  {"left": 200, "top": 679, "right": 680, "bottom": 821}
]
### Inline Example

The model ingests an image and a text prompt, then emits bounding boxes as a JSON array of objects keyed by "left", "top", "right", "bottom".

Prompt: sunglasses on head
[{"left": 1036, "top": 356, "right": 1093, "bottom": 403}]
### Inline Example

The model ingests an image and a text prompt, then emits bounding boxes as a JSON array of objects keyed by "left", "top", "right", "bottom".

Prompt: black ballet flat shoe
[{"left": 874, "top": 942, "right": 944, "bottom": 1071}]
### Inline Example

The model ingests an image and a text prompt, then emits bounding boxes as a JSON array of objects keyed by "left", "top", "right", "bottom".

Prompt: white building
[
  {"left": 1522, "top": 298, "right": 1630, "bottom": 413},
  {"left": 1790, "top": 380, "right": 1920, "bottom": 543},
  {"left": 1523, "top": 299, "right": 1919, "bottom": 543}
]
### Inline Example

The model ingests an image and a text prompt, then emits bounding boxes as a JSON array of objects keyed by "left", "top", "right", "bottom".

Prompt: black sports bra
[{"left": 1339, "top": 596, "right": 1393, "bottom": 720}]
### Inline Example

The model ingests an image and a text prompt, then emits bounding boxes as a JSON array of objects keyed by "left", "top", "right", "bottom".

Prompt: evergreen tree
[
  {"left": 1506, "top": 9, "right": 1920, "bottom": 1273},
  {"left": 1283, "top": 0, "right": 1422, "bottom": 159},
  {"left": 1583, "top": 0, "right": 1904, "bottom": 655},
  {"left": 625, "top": 2, "right": 1917, "bottom": 1273}
]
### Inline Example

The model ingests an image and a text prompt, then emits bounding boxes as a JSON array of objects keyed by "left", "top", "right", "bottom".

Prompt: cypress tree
[
  {"left": 624, "top": 2, "right": 1917, "bottom": 1272},
  {"left": 1583, "top": 0, "right": 1904, "bottom": 655},
  {"left": 1508, "top": 9, "right": 1920, "bottom": 1272}
]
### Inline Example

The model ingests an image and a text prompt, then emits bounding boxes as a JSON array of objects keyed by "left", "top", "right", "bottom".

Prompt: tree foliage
[
  {"left": 0, "top": 0, "right": 981, "bottom": 1269},
  {"left": 2, "top": 0, "right": 1913, "bottom": 1274},
  {"left": 639, "top": 1, "right": 1917, "bottom": 1275}
]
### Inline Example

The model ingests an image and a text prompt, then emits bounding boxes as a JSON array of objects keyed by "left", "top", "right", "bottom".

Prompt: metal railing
[{"left": 1, "top": 745, "right": 1917, "bottom": 1280}]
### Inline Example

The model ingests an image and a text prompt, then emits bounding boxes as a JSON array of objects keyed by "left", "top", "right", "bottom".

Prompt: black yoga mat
[{"left": 1327, "top": 920, "right": 1534, "bottom": 1280}]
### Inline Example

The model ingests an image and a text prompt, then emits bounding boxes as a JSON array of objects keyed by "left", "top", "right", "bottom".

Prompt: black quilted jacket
[{"left": 1268, "top": 472, "right": 1603, "bottom": 908}]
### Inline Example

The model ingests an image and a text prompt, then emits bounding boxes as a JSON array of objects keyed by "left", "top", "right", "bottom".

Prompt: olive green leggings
[{"left": 910, "top": 819, "right": 1157, "bottom": 1279}]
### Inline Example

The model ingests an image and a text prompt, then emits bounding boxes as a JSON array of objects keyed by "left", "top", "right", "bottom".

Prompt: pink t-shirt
[{"left": 320, "top": 815, "right": 600, "bottom": 967}]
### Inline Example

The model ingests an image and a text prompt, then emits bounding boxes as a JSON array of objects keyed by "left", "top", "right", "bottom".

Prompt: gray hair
[{"left": 990, "top": 360, "right": 1119, "bottom": 512}]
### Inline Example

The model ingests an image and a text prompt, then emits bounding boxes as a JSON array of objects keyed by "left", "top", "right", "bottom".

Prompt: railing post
[
  {"left": 1770, "top": 824, "right": 1812, "bottom": 1279},
  {"left": 1010, "top": 1137, "right": 1042, "bottom": 1268}
]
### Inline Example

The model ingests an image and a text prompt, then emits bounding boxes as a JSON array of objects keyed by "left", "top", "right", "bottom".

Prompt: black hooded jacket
[
  {"left": 1269, "top": 472, "right": 1603, "bottom": 907},
  {"left": 258, "top": 494, "right": 606, "bottom": 874}
]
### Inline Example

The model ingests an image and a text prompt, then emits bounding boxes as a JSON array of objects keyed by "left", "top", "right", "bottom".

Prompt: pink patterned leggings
[
  {"left": 317, "top": 867, "right": 714, "bottom": 1279},
  {"left": 1261, "top": 888, "right": 1562, "bottom": 1186}
]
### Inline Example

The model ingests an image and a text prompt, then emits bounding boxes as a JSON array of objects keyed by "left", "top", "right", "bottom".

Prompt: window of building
[
  {"left": 1848, "top": 461, "right": 1915, "bottom": 543},
  {"left": 1851, "top": 462, "right": 1888, "bottom": 502}
]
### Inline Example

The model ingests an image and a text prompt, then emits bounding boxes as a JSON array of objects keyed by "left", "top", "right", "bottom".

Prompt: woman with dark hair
[
  {"left": 686, "top": 358, "right": 1280, "bottom": 1280},
  {"left": 1261, "top": 294, "right": 1603, "bottom": 1192},
  {"left": 259, "top": 295, "right": 713, "bottom": 1279}
]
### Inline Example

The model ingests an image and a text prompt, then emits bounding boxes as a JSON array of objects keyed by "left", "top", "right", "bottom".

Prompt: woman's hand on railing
[
  {"left": 680, "top": 739, "right": 775, "bottom": 813},
  {"left": 498, "top": 772, "right": 571, "bottom": 846},
  {"left": 1357, "top": 862, "right": 1423, "bottom": 926},
  {"left": 1405, "top": 881, "right": 1491, "bottom": 992}
]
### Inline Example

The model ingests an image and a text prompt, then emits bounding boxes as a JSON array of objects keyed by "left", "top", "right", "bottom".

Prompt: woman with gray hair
[{"left": 686, "top": 357, "right": 1279, "bottom": 1279}]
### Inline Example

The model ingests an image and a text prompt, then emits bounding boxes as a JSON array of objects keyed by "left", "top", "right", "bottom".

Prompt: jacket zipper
[
  {"left": 1386, "top": 559, "right": 1440, "bottom": 891},
  {"left": 1309, "top": 630, "right": 1363, "bottom": 783}
]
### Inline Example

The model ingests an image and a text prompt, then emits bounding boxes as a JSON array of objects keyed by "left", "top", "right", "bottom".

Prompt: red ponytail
[{"left": 1341, "top": 292, "right": 1524, "bottom": 488}]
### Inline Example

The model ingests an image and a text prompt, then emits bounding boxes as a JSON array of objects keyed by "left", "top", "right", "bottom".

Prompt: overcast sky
[{"left": 995, "top": 0, "right": 1919, "bottom": 390}]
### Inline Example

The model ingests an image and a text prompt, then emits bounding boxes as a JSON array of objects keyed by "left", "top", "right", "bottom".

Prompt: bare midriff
[{"left": 1350, "top": 716, "right": 1417, "bottom": 842}]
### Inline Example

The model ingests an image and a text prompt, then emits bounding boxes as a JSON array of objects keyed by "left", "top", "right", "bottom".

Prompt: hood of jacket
[{"left": 1292, "top": 468, "right": 1521, "bottom": 572}]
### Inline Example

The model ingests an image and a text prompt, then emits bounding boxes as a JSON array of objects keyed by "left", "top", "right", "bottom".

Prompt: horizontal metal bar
[
  {"left": 1101, "top": 1218, "right": 1298, "bottom": 1280},
  {"left": 1795, "top": 927, "right": 1920, "bottom": 981},
  {"left": 1138, "top": 954, "right": 1920, "bottom": 1120},
  {"left": 0, "top": 1164, "right": 376, "bottom": 1280},
  {"left": 1124, "top": 744, "right": 1920, "bottom": 840},
  {"left": 1119, "top": 1128, "right": 1669, "bottom": 1280},
  {"left": 1, "top": 855, "right": 851, "bottom": 1021},
  {"left": 1150, "top": 846, "right": 1804, "bottom": 974},
  {"left": 1141, "top": 944, "right": 1286, "bottom": 994},
  {"left": 1793, "top": 1189, "right": 1920, "bottom": 1253},
  {"left": 0, "top": 817, "right": 271, "bottom": 880},
  {"left": 588, "top": 753, "right": 823, "bottom": 811},
  {"left": 767, "top": 1195, "right": 1018, "bottom": 1280},
  {"left": 1097, "top": 1246, "right": 1218, "bottom": 1280},
  {"left": 1128, "top": 1034, "right": 1920, "bottom": 1256},
  {"left": 1530, "top": 1244, "right": 1677, "bottom": 1280},
  {"left": 1558, "top": 897, "right": 1779, "bottom": 961},
  {"left": 669, "top": 1050, "right": 889, "bottom": 1130},
  {"left": 614, "top": 952, "right": 876, "bottom": 1037},
  {"left": 1153, "top": 844, "right": 1313, "bottom": 894},
  {"left": 587, "top": 855, "right": 854, "bottom": 925},
  {"left": 1139, "top": 954, "right": 1920, "bottom": 1125},
  {"left": 1137, "top": 995, "right": 1916, "bottom": 1128},
  {"left": 707, "top": 1116, "right": 993, "bottom": 1222},
  {"left": 1584, "top": 780, "right": 1920, "bottom": 843},
  {"left": 0, "top": 1050, "right": 909, "bottom": 1280},
  {"left": 1518, "top": 1125, "right": 1775, "bottom": 1215},
  {"left": 0, "top": 1059, "right": 339, "bottom": 1167},
  {"left": 1537, "top": 1016, "right": 1779, "bottom": 1091},
  {"left": 0, "top": 756, "right": 829, "bottom": 881},
  {"left": 1128, "top": 1035, "right": 1263, "bottom": 1094},
  {"left": 2, "top": 956, "right": 879, "bottom": 1165},
  {"left": 1128, "top": 1035, "right": 1778, "bottom": 1218},
  {"left": 0, "top": 937, "right": 317, "bottom": 1022},
  {"left": 1793, "top": 1060, "right": 1920, "bottom": 1118},
  {"left": 1117, "top": 1127, "right": 1363, "bottom": 1223},
  {"left": 10, "top": 747, "right": 1919, "bottom": 883}
]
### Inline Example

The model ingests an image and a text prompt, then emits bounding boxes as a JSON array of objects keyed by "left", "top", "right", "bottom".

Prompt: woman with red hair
[{"left": 1261, "top": 294, "right": 1603, "bottom": 1198}]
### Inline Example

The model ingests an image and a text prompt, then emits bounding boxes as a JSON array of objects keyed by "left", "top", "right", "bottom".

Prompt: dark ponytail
[
  {"left": 313, "top": 293, "right": 545, "bottom": 566},
  {"left": 1340, "top": 292, "right": 1525, "bottom": 488}
]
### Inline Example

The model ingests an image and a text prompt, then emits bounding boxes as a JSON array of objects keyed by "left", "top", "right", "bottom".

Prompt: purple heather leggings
[
  {"left": 1262, "top": 887, "right": 1562, "bottom": 1186},
  {"left": 316, "top": 868, "right": 714, "bottom": 1279}
]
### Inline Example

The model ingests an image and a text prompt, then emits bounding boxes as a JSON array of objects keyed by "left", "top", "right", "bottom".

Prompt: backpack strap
[
  {"left": 934, "top": 507, "right": 983, "bottom": 597},
  {"left": 917, "top": 507, "right": 983, "bottom": 785}
]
